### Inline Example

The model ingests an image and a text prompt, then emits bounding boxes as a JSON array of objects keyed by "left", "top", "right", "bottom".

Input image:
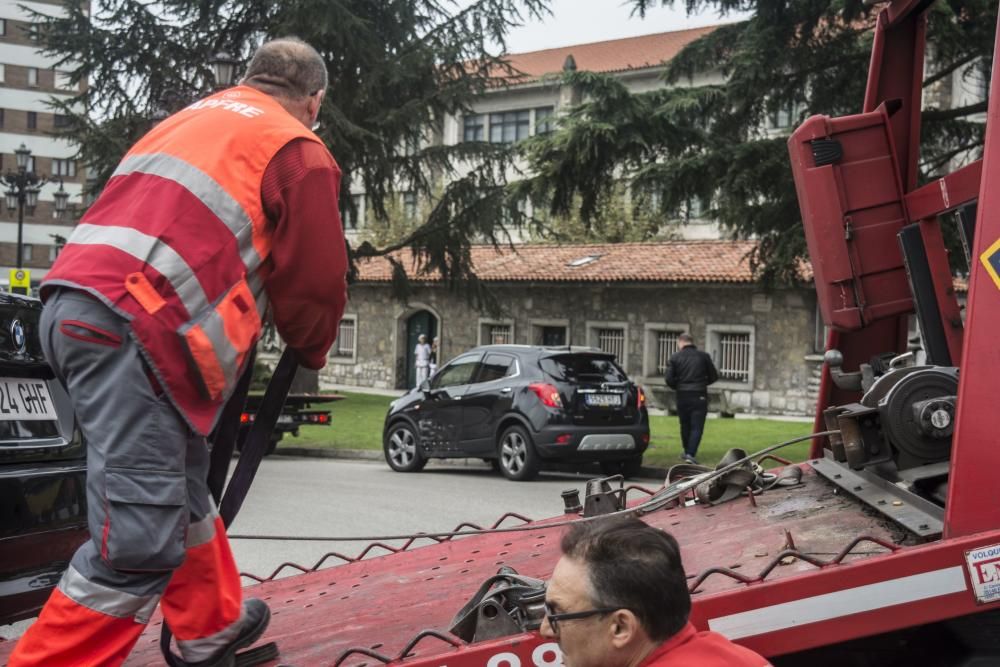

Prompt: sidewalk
[
  {"left": 326, "top": 383, "right": 813, "bottom": 423},
  {"left": 275, "top": 445, "right": 674, "bottom": 481}
]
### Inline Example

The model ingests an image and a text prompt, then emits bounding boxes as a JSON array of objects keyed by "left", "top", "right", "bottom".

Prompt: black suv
[
  {"left": 382, "top": 345, "right": 650, "bottom": 481},
  {"left": 0, "top": 293, "right": 87, "bottom": 626}
]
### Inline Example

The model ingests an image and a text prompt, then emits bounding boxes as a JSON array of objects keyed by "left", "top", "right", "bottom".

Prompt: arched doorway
[{"left": 405, "top": 310, "right": 438, "bottom": 388}]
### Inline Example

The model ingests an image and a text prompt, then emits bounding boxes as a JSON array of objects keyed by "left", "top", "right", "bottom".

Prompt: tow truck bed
[{"left": 102, "top": 464, "right": 916, "bottom": 665}]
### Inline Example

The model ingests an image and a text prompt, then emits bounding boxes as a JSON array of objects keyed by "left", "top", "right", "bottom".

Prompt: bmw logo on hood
[{"left": 10, "top": 320, "right": 25, "bottom": 353}]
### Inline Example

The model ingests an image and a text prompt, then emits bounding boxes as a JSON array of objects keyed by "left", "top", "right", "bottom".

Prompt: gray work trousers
[{"left": 40, "top": 289, "right": 215, "bottom": 598}]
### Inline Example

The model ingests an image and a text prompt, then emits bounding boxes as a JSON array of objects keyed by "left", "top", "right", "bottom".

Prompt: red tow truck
[{"left": 5, "top": 0, "right": 1000, "bottom": 663}]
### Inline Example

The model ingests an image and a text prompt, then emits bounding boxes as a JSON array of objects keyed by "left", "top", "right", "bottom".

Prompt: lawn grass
[
  {"left": 287, "top": 391, "right": 816, "bottom": 468},
  {"left": 645, "top": 415, "right": 814, "bottom": 468},
  {"left": 289, "top": 391, "right": 392, "bottom": 450}
]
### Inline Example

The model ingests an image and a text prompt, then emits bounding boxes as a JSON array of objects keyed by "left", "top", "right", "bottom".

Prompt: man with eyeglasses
[{"left": 540, "top": 516, "right": 769, "bottom": 666}]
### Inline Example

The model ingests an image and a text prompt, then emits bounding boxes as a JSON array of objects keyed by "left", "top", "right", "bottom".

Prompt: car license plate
[
  {"left": 585, "top": 393, "right": 622, "bottom": 407},
  {"left": 0, "top": 378, "right": 57, "bottom": 421},
  {"left": 277, "top": 415, "right": 294, "bottom": 424}
]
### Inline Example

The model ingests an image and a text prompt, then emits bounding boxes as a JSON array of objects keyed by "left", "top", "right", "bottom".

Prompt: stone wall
[{"left": 319, "top": 281, "right": 821, "bottom": 416}]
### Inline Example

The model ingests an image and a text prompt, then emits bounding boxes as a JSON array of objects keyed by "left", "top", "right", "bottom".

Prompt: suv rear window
[{"left": 540, "top": 354, "right": 627, "bottom": 383}]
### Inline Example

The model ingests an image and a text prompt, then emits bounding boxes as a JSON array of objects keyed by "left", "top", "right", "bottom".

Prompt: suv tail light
[
  {"left": 529, "top": 383, "right": 563, "bottom": 408},
  {"left": 637, "top": 386, "right": 646, "bottom": 409}
]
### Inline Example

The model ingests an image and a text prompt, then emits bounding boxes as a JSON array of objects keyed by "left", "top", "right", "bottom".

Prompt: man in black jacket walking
[{"left": 665, "top": 333, "right": 719, "bottom": 464}]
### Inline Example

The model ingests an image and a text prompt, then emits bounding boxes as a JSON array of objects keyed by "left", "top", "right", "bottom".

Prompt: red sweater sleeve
[{"left": 261, "top": 139, "right": 349, "bottom": 370}]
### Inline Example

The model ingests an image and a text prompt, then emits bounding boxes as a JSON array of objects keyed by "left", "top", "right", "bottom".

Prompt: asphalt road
[
  {"left": 229, "top": 456, "right": 659, "bottom": 580},
  {"left": 2, "top": 457, "right": 662, "bottom": 639}
]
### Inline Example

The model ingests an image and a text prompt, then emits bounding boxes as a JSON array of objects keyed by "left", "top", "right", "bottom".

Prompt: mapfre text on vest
[{"left": 185, "top": 98, "right": 264, "bottom": 118}]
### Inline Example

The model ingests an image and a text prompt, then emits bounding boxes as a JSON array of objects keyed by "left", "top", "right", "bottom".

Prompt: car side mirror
[{"left": 419, "top": 380, "right": 431, "bottom": 393}]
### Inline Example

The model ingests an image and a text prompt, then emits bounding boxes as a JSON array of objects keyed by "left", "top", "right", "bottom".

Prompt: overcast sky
[{"left": 499, "top": 0, "right": 750, "bottom": 53}]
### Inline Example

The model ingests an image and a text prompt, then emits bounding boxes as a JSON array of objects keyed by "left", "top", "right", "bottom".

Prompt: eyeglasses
[{"left": 543, "top": 602, "right": 617, "bottom": 636}]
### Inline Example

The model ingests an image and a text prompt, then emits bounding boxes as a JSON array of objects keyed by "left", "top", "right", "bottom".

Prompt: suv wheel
[
  {"left": 384, "top": 422, "right": 426, "bottom": 472},
  {"left": 498, "top": 425, "right": 540, "bottom": 481},
  {"left": 599, "top": 455, "right": 643, "bottom": 479}
]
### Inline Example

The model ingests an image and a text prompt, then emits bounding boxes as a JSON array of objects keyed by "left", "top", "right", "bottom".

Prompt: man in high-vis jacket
[{"left": 10, "top": 38, "right": 348, "bottom": 666}]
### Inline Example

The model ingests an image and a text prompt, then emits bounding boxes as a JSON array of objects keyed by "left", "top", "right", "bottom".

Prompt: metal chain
[{"left": 226, "top": 430, "right": 838, "bottom": 543}]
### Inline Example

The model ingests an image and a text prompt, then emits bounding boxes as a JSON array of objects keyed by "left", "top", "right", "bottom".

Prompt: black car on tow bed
[{"left": 383, "top": 345, "right": 650, "bottom": 481}]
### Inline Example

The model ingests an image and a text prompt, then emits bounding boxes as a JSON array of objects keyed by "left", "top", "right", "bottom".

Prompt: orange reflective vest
[{"left": 43, "top": 86, "right": 327, "bottom": 434}]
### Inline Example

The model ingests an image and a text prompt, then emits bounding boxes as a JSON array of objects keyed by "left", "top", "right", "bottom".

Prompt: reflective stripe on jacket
[{"left": 43, "top": 86, "right": 325, "bottom": 434}]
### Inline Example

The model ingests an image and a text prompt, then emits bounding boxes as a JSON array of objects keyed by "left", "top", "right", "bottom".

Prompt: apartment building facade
[
  {"left": 342, "top": 26, "right": 729, "bottom": 245},
  {"left": 0, "top": 0, "right": 87, "bottom": 286}
]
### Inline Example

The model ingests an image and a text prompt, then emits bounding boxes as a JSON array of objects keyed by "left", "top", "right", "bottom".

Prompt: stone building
[{"left": 320, "top": 241, "right": 824, "bottom": 416}]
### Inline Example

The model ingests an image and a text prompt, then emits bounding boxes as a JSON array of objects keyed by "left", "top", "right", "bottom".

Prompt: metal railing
[
  {"left": 717, "top": 332, "right": 751, "bottom": 382},
  {"left": 656, "top": 331, "right": 680, "bottom": 375},
  {"left": 597, "top": 328, "right": 625, "bottom": 360}
]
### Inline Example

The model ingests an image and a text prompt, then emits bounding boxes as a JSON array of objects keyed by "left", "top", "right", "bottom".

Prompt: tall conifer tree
[
  {"left": 32, "top": 0, "right": 548, "bottom": 306},
  {"left": 519, "top": 0, "right": 994, "bottom": 281}
]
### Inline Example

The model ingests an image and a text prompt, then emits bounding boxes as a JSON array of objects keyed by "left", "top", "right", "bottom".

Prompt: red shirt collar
[{"left": 638, "top": 623, "right": 698, "bottom": 666}]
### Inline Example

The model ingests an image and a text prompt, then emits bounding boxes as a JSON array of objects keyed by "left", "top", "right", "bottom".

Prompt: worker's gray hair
[
  {"left": 678, "top": 333, "right": 694, "bottom": 345},
  {"left": 242, "top": 37, "right": 328, "bottom": 99}
]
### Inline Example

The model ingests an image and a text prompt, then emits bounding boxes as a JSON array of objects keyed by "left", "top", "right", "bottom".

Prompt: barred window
[
  {"left": 716, "top": 332, "right": 752, "bottom": 383},
  {"left": 655, "top": 331, "right": 681, "bottom": 375},
  {"left": 597, "top": 327, "right": 625, "bottom": 361},
  {"left": 489, "top": 324, "right": 512, "bottom": 345},
  {"left": 332, "top": 318, "right": 356, "bottom": 358}
]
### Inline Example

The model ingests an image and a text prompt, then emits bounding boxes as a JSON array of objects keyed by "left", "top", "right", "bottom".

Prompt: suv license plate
[
  {"left": 0, "top": 378, "right": 57, "bottom": 421},
  {"left": 585, "top": 393, "right": 623, "bottom": 407}
]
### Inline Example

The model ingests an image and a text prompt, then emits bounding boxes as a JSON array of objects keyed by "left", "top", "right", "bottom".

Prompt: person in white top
[{"left": 414, "top": 334, "right": 432, "bottom": 386}]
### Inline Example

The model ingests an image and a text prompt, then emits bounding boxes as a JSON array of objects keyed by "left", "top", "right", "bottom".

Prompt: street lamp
[
  {"left": 2, "top": 143, "right": 63, "bottom": 269},
  {"left": 209, "top": 51, "right": 239, "bottom": 90}
]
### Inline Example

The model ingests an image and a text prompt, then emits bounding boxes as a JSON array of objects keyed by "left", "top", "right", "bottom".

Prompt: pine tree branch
[
  {"left": 920, "top": 141, "right": 982, "bottom": 174},
  {"left": 923, "top": 100, "right": 988, "bottom": 122},
  {"left": 922, "top": 52, "right": 979, "bottom": 89}
]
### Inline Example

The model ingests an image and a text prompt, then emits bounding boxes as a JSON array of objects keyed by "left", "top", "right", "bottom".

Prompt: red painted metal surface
[
  {"left": 863, "top": 8, "right": 925, "bottom": 192},
  {"left": 66, "top": 466, "right": 960, "bottom": 666},
  {"left": 789, "top": 105, "right": 913, "bottom": 331},
  {"left": 904, "top": 160, "right": 982, "bottom": 221},
  {"left": 944, "top": 8, "right": 1000, "bottom": 539},
  {"left": 1, "top": 463, "right": 958, "bottom": 665}
]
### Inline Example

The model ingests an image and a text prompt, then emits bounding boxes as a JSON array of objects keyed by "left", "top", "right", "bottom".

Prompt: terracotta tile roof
[
  {"left": 502, "top": 25, "right": 720, "bottom": 81},
  {"left": 354, "top": 240, "right": 762, "bottom": 284}
]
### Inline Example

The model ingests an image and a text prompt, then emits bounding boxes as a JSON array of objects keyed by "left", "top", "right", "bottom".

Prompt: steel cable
[{"left": 226, "top": 430, "right": 838, "bottom": 543}]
